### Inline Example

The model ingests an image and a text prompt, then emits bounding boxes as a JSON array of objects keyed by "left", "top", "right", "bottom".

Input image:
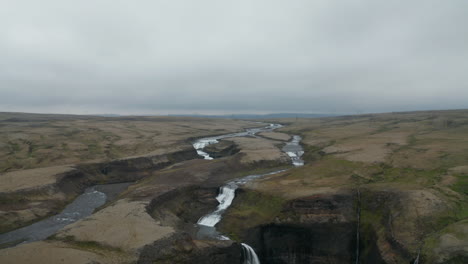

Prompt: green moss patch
[
  {"left": 48, "top": 235, "right": 123, "bottom": 253},
  {"left": 450, "top": 173, "right": 468, "bottom": 196},
  {"left": 218, "top": 189, "right": 286, "bottom": 241}
]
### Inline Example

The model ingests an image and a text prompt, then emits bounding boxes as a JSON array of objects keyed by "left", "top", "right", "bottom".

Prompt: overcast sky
[{"left": 1, "top": 0, "right": 467, "bottom": 115}]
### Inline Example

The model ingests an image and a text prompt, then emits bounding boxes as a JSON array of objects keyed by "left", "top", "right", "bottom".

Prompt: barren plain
[{"left": 0, "top": 110, "right": 467, "bottom": 264}]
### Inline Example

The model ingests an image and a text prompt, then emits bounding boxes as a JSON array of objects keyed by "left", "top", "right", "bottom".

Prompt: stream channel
[
  {"left": 0, "top": 122, "right": 303, "bottom": 264},
  {"left": 193, "top": 123, "right": 304, "bottom": 264},
  {"left": 0, "top": 182, "right": 131, "bottom": 247}
]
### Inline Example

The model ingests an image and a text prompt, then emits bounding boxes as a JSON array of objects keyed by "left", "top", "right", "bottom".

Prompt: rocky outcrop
[
  {"left": 0, "top": 146, "right": 199, "bottom": 234},
  {"left": 221, "top": 189, "right": 386, "bottom": 264},
  {"left": 77, "top": 145, "right": 199, "bottom": 183},
  {"left": 246, "top": 192, "right": 363, "bottom": 263},
  {"left": 147, "top": 186, "right": 219, "bottom": 229},
  {"left": 204, "top": 140, "right": 240, "bottom": 158},
  {"left": 137, "top": 233, "right": 243, "bottom": 264}
]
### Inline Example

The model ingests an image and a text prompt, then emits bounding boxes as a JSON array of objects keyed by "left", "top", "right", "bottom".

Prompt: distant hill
[{"left": 169, "top": 113, "right": 338, "bottom": 119}]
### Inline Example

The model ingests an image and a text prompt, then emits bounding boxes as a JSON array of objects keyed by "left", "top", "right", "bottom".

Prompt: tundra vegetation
[
  {"left": 0, "top": 110, "right": 467, "bottom": 263},
  {"left": 221, "top": 109, "right": 468, "bottom": 263}
]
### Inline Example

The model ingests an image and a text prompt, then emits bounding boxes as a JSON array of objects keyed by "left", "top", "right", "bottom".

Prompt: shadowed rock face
[
  {"left": 137, "top": 233, "right": 243, "bottom": 264},
  {"left": 238, "top": 192, "right": 385, "bottom": 264},
  {"left": 147, "top": 186, "right": 219, "bottom": 230},
  {"left": 0, "top": 146, "right": 200, "bottom": 234},
  {"left": 204, "top": 140, "right": 240, "bottom": 158},
  {"left": 255, "top": 223, "right": 356, "bottom": 263}
]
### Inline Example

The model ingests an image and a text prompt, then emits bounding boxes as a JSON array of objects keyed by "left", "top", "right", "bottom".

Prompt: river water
[
  {"left": 194, "top": 124, "right": 304, "bottom": 264},
  {"left": 0, "top": 123, "right": 304, "bottom": 264},
  {"left": 0, "top": 182, "right": 131, "bottom": 247},
  {"left": 193, "top": 123, "right": 283, "bottom": 160}
]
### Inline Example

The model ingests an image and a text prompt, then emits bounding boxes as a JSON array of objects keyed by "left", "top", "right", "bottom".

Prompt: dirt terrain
[
  {"left": 0, "top": 113, "right": 289, "bottom": 263},
  {"left": 222, "top": 109, "right": 468, "bottom": 263},
  {"left": 0, "top": 112, "right": 257, "bottom": 172},
  {"left": 0, "top": 110, "right": 467, "bottom": 263}
]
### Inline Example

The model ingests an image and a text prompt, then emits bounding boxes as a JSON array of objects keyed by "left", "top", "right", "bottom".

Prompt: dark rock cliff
[
  {"left": 227, "top": 191, "right": 386, "bottom": 264},
  {"left": 0, "top": 146, "right": 199, "bottom": 234},
  {"left": 204, "top": 140, "right": 240, "bottom": 158},
  {"left": 138, "top": 233, "right": 243, "bottom": 264}
]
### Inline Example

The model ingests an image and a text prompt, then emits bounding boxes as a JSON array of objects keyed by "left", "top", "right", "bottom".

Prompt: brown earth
[
  {"left": 258, "top": 131, "right": 291, "bottom": 141},
  {"left": 224, "top": 136, "right": 290, "bottom": 164},
  {"left": 0, "top": 166, "right": 75, "bottom": 192},
  {"left": 0, "top": 240, "right": 133, "bottom": 264},
  {"left": 1, "top": 110, "right": 468, "bottom": 263},
  {"left": 0, "top": 114, "right": 263, "bottom": 234},
  {"left": 232, "top": 109, "right": 468, "bottom": 263},
  {"left": 0, "top": 112, "right": 257, "bottom": 172}
]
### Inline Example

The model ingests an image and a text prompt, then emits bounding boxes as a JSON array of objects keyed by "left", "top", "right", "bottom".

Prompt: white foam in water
[
  {"left": 194, "top": 125, "right": 303, "bottom": 264},
  {"left": 283, "top": 135, "right": 304, "bottom": 167},
  {"left": 196, "top": 150, "right": 214, "bottom": 160},
  {"left": 198, "top": 184, "right": 237, "bottom": 227},
  {"left": 197, "top": 132, "right": 304, "bottom": 228},
  {"left": 241, "top": 243, "right": 261, "bottom": 264},
  {"left": 293, "top": 161, "right": 304, "bottom": 166},
  {"left": 193, "top": 138, "right": 219, "bottom": 160},
  {"left": 192, "top": 123, "right": 284, "bottom": 160},
  {"left": 216, "top": 185, "right": 236, "bottom": 210},
  {"left": 55, "top": 217, "right": 74, "bottom": 222},
  {"left": 219, "top": 235, "right": 230, "bottom": 240}
]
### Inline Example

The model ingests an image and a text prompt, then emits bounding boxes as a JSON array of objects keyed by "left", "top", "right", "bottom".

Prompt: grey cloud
[{"left": 1, "top": 0, "right": 467, "bottom": 115}]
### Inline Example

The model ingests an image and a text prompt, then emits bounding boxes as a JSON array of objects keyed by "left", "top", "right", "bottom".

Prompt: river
[
  {"left": 194, "top": 123, "right": 304, "bottom": 264},
  {"left": 0, "top": 122, "right": 304, "bottom": 264},
  {"left": 0, "top": 182, "right": 131, "bottom": 247}
]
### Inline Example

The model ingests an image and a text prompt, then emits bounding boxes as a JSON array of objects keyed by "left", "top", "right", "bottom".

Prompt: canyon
[{"left": 0, "top": 110, "right": 467, "bottom": 263}]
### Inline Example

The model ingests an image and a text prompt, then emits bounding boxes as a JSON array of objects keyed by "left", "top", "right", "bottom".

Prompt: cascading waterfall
[
  {"left": 197, "top": 169, "right": 285, "bottom": 231},
  {"left": 198, "top": 183, "right": 237, "bottom": 227},
  {"left": 194, "top": 123, "right": 304, "bottom": 264},
  {"left": 241, "top": 243, "right": 261, "bottom": 264},
  {"left": 413, "top": 249, "right": 420, "bottom": 264},
  {"left": 283, "top": 135, "right": 305, "bottom": 166}
]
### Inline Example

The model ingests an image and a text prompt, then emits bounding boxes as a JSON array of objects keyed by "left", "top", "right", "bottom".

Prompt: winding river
[
  {"left": 193, "top": 123, "right": 283, "bottom": 159},
  {"left": 0, "top": 182, "right": 131, "bottom": 247},
  {"left": 0, "top": 122, "right": 304, "bottom": 264},
  {"left": 194, "top": 123, "right": 304, "bottom": 264}
]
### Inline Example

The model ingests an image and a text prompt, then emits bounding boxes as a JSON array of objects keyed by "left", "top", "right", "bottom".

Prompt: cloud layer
[{"left": 1, "top": 0, "right": 467, "bottom": 115}]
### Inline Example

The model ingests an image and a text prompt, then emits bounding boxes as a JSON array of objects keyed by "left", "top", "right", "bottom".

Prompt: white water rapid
[
  {"left": 283, "top": 135, "right": 305, "bottom": 166},
  {"left": 193, "top": 123, "right": 304, "bottom": 264},
  {"left": 241, "top": 243, "right": 261, "bottom": 264},
  {"left": 197, "top": 170, "right": 285, "bottom": 228},
  {"left": 198, "top": 183, "right": 237, "bottom": 226},
  {"left": 192, "top": 124, "right": 283, "bottom": 160}
]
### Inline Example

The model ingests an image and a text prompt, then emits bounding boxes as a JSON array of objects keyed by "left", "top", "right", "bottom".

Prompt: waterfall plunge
[
  {"left": 197, "top": 184, "right": 237, "bottom": 227},
  {"left": 194, "top": 124, "right": 304, "bottom": 264},
  {"left": 197, "top": 184, "right": 261, "bottom": 264},
  {"left": 241, "top": 243, "right": 260, "bottom": 264}
]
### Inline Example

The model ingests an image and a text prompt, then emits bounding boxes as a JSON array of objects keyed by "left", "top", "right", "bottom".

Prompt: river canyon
[{"left": 0, "top": 111, "right": 467, "bottom": 264}]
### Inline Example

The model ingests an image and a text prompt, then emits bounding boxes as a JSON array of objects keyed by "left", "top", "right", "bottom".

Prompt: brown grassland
[{"left": 0, "top": 110, "right": 467, "bottom": 263}]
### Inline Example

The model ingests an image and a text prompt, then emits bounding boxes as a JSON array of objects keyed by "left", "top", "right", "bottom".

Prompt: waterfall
[
  {"left": 241, "top": 243, "right": 260, "bottom": 264},
  {"left": 198, "top": 183, "right": 238, "bottom": 227},
  {"left": 413, "top": 249, "right": 420, "bottom": 264},
  {"left": 282, "top": 135, "right": 304, "bottom": 166},
  {"left": 193, "top": 138, "right": 218, "bottom": 160},
  {"left": 193, "top": 125, "right": 303, "bottom": 264}
]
